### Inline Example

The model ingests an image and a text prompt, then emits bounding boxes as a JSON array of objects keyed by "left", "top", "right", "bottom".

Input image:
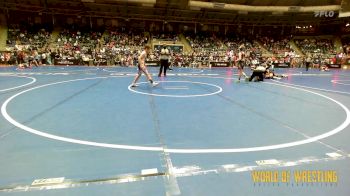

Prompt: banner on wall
[
  {"left": 327, "top": 64, "right": 341, "bottom": 68},
  {"left": 55, "top": 59, "right": 107, "bottom": 66},
  {"left": 210, "top": 62, "right": 230, "bottom": 67},
  {"left": 153, "top": 45, "right": 184, "bottom": 53},
  {"left": 55, "top": 59, "right": 78, "bottom": 66},
  {"left": 273, "top": 63, "right": 291, "bottom": 68}
]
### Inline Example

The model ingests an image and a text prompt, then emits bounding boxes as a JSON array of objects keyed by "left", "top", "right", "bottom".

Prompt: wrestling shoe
[{"left": 152, "top": 82, "right": 159, "bottom": 87}]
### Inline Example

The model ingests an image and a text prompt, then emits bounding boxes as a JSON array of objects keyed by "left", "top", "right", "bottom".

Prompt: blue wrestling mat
[{"left": 0, "top": 66, "right": 349, "bottom": 196}]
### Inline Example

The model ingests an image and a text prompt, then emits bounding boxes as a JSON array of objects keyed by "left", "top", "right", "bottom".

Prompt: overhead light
[
  {"left": 272, "top": 12, "right": 283, "bottom": 15},
  {"left": 142, "top": 3, "right": 154, "bottom": 7},
  {"left": 339, "top": 12, "right": 350, "bottom": 18},
  {"left": 213, "top": 2, "right": 225, "bottom": 9},
  {"left": 346, "top": 23, "right": 350, "bottom": 27}
]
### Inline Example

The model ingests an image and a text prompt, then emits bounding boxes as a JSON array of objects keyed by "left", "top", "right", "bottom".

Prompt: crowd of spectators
[
  {"left": 98, "top": 29, "right": 148, "bottom": 66},
  {"left": 7, "top": 23, "right": 52, "bottom": 49},
  {"left": 341, "top": 37, "right": 350, "bottom": 55},
  {"left": 224, "top": 36, "right": 262, "bottom": 57},
  {"left": 151, "top": 33, "right": 179, "bottom": 42},
  {"left": 0, "top": 48, "right": 56, "bottom": 67},
  {"left": 294, "top": 38, "right": 336, "bottom": 56},
  {"left": 50, "top": 27, "right": 147, "bottom": 66},
  {"left": 1, "top": 25, "right": 349, "bottom": 68},
  {"left": 2, "top": 23, "right": 54, "bottom": 67},
  {"left": 4, "top": 26, "right": 80, "bottom": 66},
  {"left": 258, "top": 36, "right": 292, "bottom": 56},
  {"left": 184, "top": 33, "right": 227, "bottom": 63},
  {"left": 51, "top": 26, "right": 103, "bottom": 65},
  {"left": 186, "top": 33, "right": 224, "bottom": 50}
]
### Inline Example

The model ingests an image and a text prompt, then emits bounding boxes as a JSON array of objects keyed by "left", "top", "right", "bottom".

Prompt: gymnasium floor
[{"left": 0, "top": 66, "right": 349, "bottom": 196}]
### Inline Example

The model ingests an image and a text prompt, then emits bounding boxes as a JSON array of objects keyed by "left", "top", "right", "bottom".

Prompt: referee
[{"left": 159, "top": 44, "right": 170, "bottom": 77}]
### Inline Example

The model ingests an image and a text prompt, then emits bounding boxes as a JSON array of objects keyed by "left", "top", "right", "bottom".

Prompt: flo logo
[{"left": 314, "top": 11, "right": 335, "bottom": 17}]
